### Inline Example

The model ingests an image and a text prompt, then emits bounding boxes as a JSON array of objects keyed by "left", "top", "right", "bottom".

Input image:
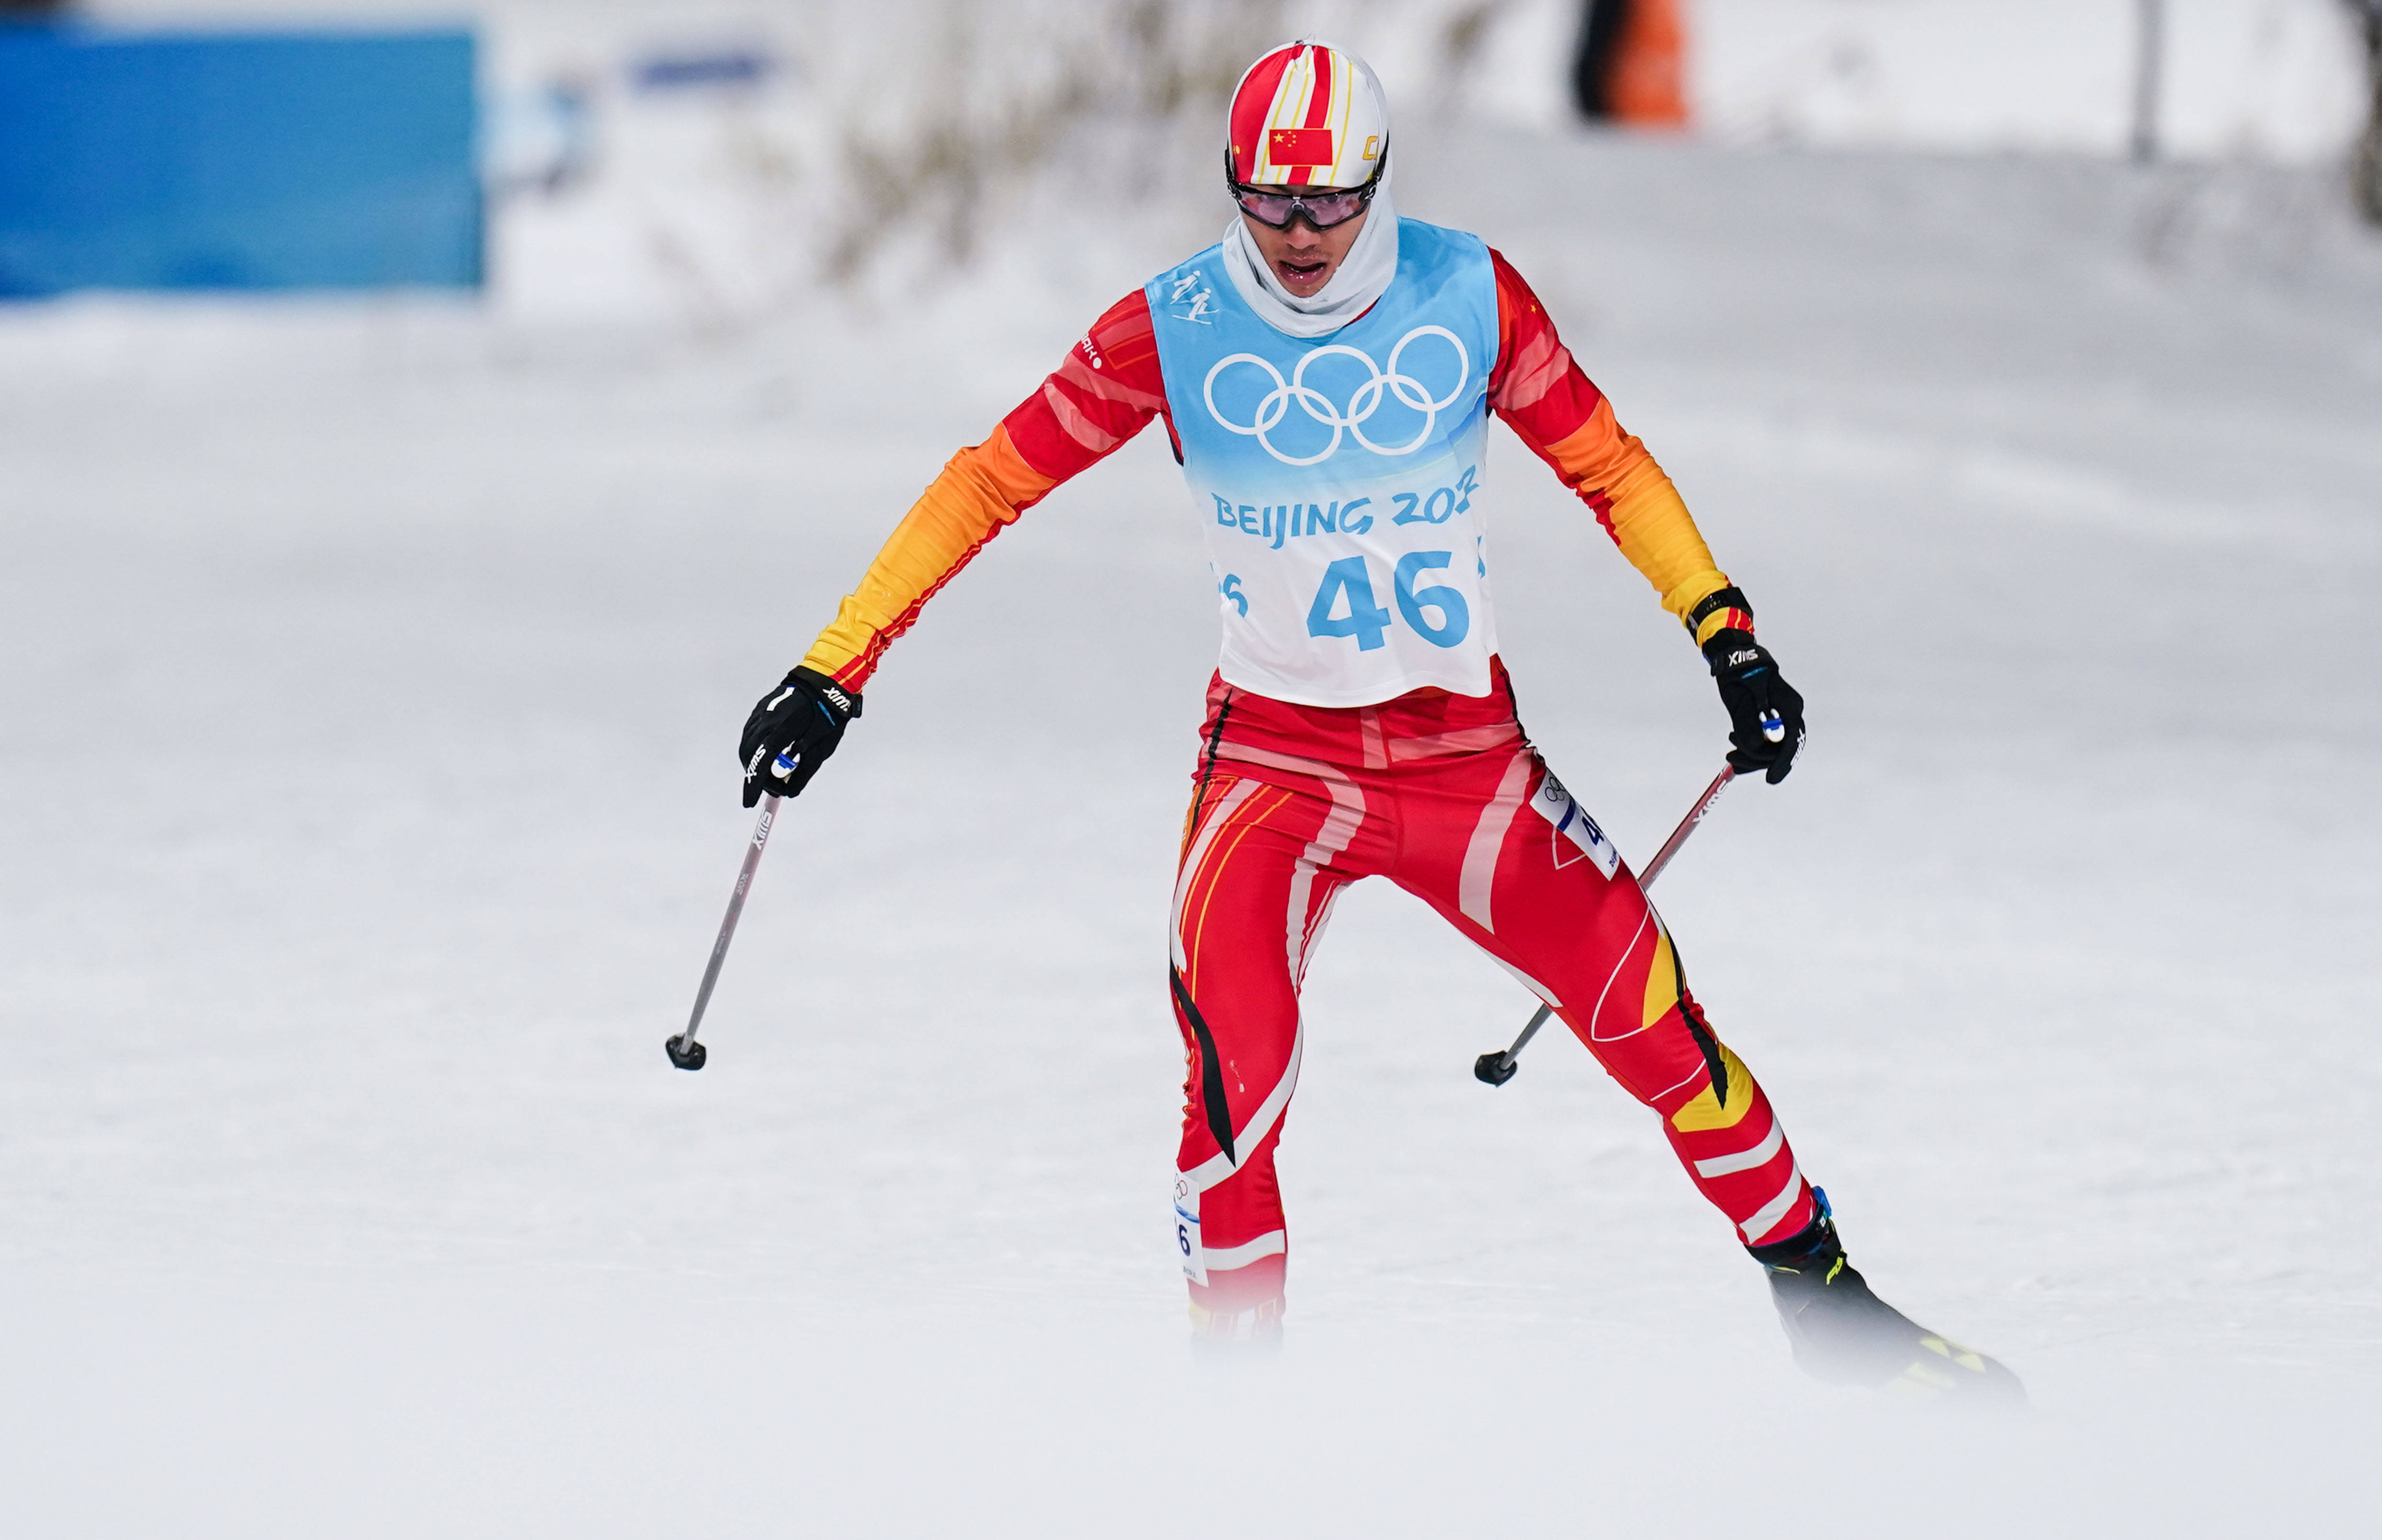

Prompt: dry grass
[{"left": 820, "top": 0, "right": 1287, "bottom": 289}]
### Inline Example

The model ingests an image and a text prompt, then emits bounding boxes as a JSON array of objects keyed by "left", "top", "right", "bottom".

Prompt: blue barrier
[{"left": 0, "top": 26, "right": 480, "bottom": 296}]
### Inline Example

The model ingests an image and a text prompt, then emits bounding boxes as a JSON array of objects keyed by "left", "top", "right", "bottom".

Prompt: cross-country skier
[{"left": 739, "top": 40, "right": 2018, "bottom": 1401}]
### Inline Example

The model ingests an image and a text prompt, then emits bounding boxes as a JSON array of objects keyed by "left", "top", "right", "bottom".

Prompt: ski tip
[{"left": 1883, "top": 1338, "right": 2030, "bottom": 1413}]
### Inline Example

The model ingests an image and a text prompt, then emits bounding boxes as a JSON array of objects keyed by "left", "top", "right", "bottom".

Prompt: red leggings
[{"left": 1168, "top": 669, "right": 1818, "bottom": 1329}]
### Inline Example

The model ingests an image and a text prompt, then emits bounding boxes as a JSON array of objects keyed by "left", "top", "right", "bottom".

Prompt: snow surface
[{"left": 6, "top": 71, "right": 2382, "bottom": 1540}]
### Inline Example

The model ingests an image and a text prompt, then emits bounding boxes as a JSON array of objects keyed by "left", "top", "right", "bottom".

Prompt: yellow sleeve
[
  {"left": 799, "top": 424, "right": 1057, "bottom": 689},
  {"left": 1538, "top": 399, "right": 1743, "bottom": 646}
]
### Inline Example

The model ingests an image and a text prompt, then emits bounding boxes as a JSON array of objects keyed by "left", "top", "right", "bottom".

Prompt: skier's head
[{"left": 1226, "top": 40, "right": 1390, "bottom": 297}]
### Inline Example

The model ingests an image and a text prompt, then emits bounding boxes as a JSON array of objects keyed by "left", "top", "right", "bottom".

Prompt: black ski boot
[{"left": 1748, "top": 1192, "right": 2025, "bottom": 1407}]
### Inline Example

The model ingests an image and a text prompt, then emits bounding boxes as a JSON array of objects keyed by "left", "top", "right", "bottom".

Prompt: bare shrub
[{"left": 819, "top": 0, "right": 1285, "bottom": 290}]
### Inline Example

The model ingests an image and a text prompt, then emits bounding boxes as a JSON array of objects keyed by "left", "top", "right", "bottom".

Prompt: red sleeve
[
  {"left": 1485, "top": 248, "right": 1607, "bottom": 449},
  {"left": 999, "top": 289, "right": 1177, "bottom": 483}
]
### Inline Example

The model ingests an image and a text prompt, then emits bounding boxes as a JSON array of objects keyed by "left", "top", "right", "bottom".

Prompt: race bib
[
  {"left": 1173, "top": 1174, "right": 1207, "bottom": 1285},
  {"left": 1148, "top": 219, "right": 1504, "bottom": 707},
  {"left": 1529, "top": 770, "right": 1620, "bottom": 879}
]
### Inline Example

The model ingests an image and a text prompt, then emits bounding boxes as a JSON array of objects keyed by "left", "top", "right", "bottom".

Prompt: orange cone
[{"left": 1607, "top": 0, "right": 1690, "bottom": 128}]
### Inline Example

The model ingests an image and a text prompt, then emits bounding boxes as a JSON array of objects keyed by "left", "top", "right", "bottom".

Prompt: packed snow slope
[{"left": 3, "top": 127, "right": 2379, "bottom": 1535}]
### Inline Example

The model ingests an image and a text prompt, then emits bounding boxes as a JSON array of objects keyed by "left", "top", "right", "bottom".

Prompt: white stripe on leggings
[
  {"left": 1738, "top": 1161, "right": 1808, "bottom": 1245},
  {"left": 1457, "top": 749, "right": 1537, "bottom": 933},
  {"left": 1180, "top": 1014, "right": 1304, "bottom": 1195},
  {"left": 1285, "top": 774, "right": 1367, "bottom": 981},
  {"left": 1693, "top": 1113, "right": 1785, "bottom": 1178},
  {"left": 1172, "top": 778, "right": 1258, "bottom": 970}
]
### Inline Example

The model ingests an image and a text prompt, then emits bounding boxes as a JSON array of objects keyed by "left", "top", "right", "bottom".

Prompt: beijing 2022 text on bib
[{"left": 1147, "top": 219, "right": 1503, "bottom": 708}]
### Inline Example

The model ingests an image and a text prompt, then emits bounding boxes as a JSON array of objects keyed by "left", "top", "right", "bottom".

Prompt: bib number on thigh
[
  {"left": 1174, "top": 1175, "right": 1208, "bottom": 1285},
  {"left": 1529, "top": 771, "right": 1620, "bottom": 879}
]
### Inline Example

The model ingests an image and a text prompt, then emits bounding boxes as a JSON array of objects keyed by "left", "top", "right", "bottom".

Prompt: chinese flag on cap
[
  {"left": 1229, "top": 40, "right": 1390, "bottom": 187},
  {"left": 1266, "top": 128, "right": 1334, "bottom": 167}
]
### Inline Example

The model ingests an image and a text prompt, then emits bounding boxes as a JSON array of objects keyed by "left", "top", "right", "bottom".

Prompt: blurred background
[
  {"left": 3, "top": 0, "right": 2378, "bottom": 309},
  {"left": 3, "top": 4, "right": 2380, "bottom": 1537}
]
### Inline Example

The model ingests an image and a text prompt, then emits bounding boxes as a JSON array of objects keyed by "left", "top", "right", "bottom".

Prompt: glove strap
[{"left": 1683, "top": 585, "right": 1754, "bottom": 644}]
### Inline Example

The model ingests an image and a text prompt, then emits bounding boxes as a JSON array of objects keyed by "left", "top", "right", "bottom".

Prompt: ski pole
[
  {"left": 666, "top": 755, "right": 796, "bottom": 1071},
  {"left": 1472, "top": 764, "right": 1737, "bottom": 1087}
]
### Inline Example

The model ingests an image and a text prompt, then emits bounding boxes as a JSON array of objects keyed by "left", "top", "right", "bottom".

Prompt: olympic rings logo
[{"left": 1202, "top": 325, "right": 1470, "bottom": 466}]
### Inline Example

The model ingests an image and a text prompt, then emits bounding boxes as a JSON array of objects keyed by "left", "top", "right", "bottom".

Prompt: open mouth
[{"left": 1277, "top": 258, "right": 1329, "bottom": 284}]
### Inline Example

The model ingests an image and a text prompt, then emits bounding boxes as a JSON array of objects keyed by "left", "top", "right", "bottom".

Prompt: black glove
[
  {"left": 1701, "top": 628, "right": 1804, "bottom": 785},
  {"left": 738, "top": 666, "right": 860, "bottom": 807}
]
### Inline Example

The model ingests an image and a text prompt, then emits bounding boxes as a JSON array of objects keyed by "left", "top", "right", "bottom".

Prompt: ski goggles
[{"left": 1225, "top": 151, "right": 1384, "bottom": 231}]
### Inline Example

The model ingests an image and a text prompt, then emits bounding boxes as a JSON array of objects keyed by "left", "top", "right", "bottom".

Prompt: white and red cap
[{"left": 1227, "top": 41, "right": 1389, "bottom": 190}]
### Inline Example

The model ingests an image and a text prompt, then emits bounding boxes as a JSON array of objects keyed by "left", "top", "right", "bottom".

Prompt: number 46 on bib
[{"left": 1306, "top": 552, "right": 1471, "bottom": 651}]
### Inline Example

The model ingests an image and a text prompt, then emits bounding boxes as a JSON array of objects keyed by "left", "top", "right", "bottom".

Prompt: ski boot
[{"left": 1749, "top": 1192, "right": 2026, "bottom": 1407}]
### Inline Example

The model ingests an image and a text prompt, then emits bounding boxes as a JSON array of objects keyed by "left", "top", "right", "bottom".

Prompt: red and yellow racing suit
[{"left": 799, "top": 253, "right": 1814, "bottom": 1332}]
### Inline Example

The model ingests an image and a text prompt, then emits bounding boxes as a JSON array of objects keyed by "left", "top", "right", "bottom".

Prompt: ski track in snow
[{"left": 3, "top": 127, "right": 2378, "bottom": 1535}]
